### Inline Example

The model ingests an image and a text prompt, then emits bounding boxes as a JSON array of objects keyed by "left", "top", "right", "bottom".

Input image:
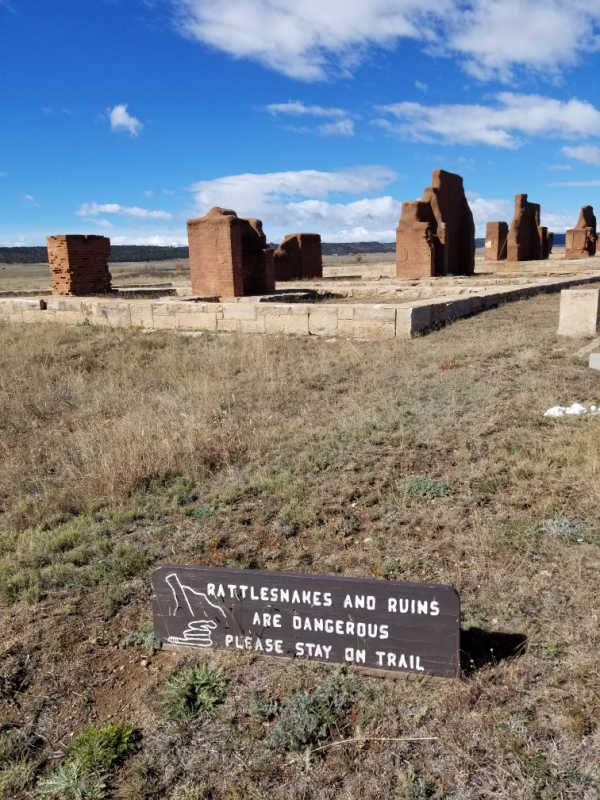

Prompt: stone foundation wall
[{"left": 3, "top": 275, "right": 600, "bottom": 339}]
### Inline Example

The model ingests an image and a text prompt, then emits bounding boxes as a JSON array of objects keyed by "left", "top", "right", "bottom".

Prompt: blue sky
[{"left": 2, "top": 0, "right": 600, "bottom": 245}]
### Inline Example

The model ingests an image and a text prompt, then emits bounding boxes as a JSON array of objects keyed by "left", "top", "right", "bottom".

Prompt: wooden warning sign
[{"left": 152, "top": 565, "right": 460, "bottom": 678}]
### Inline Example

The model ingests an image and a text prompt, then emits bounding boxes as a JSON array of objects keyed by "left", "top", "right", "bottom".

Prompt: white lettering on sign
[
  {"left": 387, "top": 598, "right": 439, "bottom": 616},
  {"left": 206, "top": 582, "right": 333, "bottom": 607}
]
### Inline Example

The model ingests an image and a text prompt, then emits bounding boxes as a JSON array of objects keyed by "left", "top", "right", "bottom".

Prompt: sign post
[{"left": 152, "top": 565, "right": 460, "bottom": 678}]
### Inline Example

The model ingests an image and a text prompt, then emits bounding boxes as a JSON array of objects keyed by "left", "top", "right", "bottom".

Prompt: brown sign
[{"left": 152, "top": 565, "right": 460, "bottom": 678}]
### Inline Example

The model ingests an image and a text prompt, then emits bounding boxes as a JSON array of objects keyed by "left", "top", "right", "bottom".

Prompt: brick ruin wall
[
  {"left": 395, "top": 170, "right": 475, "bottom": 279},
  {"left": 187, "top": 207, "right": 274, "bottom": 297},
  {"left": 484, "top": 222, "right": 508, "bottom": 261},
  {"left": 274, "top": 233, "right": 323, "bottom": 281},
  {"left": 565, "top": 206, "right": 597, "bottom": 259},
  {"left": 46, "top": 235, "right": 112, "bottom": 296},
  {"left": 506, "top": 194, "right": 551, "bottom": 261}
]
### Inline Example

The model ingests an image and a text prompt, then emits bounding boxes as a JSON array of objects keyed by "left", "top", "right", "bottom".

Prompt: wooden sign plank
[{"left": 152, "top": 565, "right": 460, "bottom": 678}]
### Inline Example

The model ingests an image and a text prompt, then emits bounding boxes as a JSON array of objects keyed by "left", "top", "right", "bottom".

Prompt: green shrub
[
  {"left": 0, "top": 727, "right": 42, "bottom": 795},
  {"left": 66, "top": 722, "right": 140, "bottom": 772},
  {"left": 37, "top": 760, "right": 106, "bottom": 799},
  {"left": 405, "top": 475, "right": 452, "bottom": 498},
  {"left": 249, "top": 690, "right": 280, "bottom": 722},
  {"left": 164, "top": 664, "right": 227, "bottom": 720},
  {"left": 536, "top": 517, "right": 586, "bottom": 542},
  {"left": 265, "top": 670, "right": 355, "bottom": 753},
  {"left": 120, "top": 621, "right": 157, "bottom": 652},
  {"left": 0, "top": 756, "right": 38, "bottom": 795}
]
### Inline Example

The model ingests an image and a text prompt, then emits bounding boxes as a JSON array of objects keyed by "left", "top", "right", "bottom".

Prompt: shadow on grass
[{"left": 460, "top": 627, "right": 527, "bottom": 675}]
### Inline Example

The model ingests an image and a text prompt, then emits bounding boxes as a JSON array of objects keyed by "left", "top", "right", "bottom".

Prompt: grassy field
[{"left": 1, "top": 291, "right": 600, "bottom": 799}]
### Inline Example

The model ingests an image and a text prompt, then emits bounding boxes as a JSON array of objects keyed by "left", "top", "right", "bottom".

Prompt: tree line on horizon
[{"left": 0, "top": 237, "right": 568, "bottom": 264}]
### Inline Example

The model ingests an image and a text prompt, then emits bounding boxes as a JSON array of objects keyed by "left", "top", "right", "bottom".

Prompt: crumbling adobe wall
[
  {"left": 396, "top": 170, "right": 474, "bottom": 278},
  {"left": 565, "top": 206, "right": 597, "bottom": 259},
  {"left": 484, "top": 222, "right": 508, "bottom": 261},
  {"left": 46, "top": 235, "right": 112, "bottom": 296},
  {"left": 187, "top": 207, "right": 275, "bottom": 297},
  {"left": 274, "top": 233, "right": 323, "bottom": 281},
  {"left": 506, "top": 194, "right": 551, "bottom": 261}
]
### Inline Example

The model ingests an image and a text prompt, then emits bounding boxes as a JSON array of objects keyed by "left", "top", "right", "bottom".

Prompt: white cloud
[
  {"left": 550, "top": 180, "right": 600, "bottom": 187},
  {"left": 144, "top": 189, "right": 154, "bottom": 197},
  {"left": 24, "top": 194, "right": 39, "bottom": 207},
  {"left": 318, "top": 119, "right": 355, "bottom": 136},
  {"left": 375, "top": 93, "right": 600, "bottom": 148},
  {"left": 172, "top": 0, "right": 600, "bottom": 82},
  {"left": 548, "top": 164, "right": 573, "bottom": 171},
  {"left": 449, "top": 0, "right": 600, "bottom": 82},
  {"left": 466, "top": 192, "right": 513, "bottom": 235},
  {"left": 76, "top": 202, "right": 172, "bottom": 220},
  {"left": 189, "top": 166, "right": 400, "bottom": 240},
  {"left": 267, "top": 100, "right": 355, "bottom": 136},
  {"left": 109, "top": 104, "right": 143, "bottom": 136},
  {"left": 414, "top": 80, "right": 428, "bottom": 92},
  {"left": 81, "top": 217, "right": 114, "bottom": 228},
  {"left": 562, "top": 144, "right": 600, "bottom": 166},
  {"left": 266, "top": 101, "right": 349, "bottom": 118}
]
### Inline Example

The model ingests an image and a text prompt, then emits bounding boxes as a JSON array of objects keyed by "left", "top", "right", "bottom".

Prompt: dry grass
[{"left": 1, "top": 292, "right": 600, "bottom": 798}]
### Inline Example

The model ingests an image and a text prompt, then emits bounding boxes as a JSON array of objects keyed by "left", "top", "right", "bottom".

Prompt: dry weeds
[{"left": 1, "top": 291, "right": 600, "bottom": 798}]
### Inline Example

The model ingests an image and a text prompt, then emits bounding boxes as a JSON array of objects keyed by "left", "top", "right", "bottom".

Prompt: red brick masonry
[
  {"left": 506, "top": 194, "right": 551, "bottom": 261},
  {"left": 484, "top": 222, "right": 508, "bottom": 261},
  {"left": 396, "top": 170, "right": 475, "bottom": 279},
  {"left": 274, "top": 233, "right": 322, "bottom": 280},
  {"left": 565, "top": 206, "right": 597, "bottom": 259},
  {"left": 187, "top": 207, "right": 275, "bottom": 297},
  {"left": 47, "top": 235, "right": 112, "bottom": 296}
]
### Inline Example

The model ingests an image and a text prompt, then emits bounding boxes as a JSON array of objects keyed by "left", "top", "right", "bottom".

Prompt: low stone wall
[{"left": 2, "top": 274, "right": 600, "bottom": 340}]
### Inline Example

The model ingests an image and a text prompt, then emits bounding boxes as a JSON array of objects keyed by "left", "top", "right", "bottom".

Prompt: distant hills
[{"left": 0, "top": 235, "right": 567, "bottom": 264}]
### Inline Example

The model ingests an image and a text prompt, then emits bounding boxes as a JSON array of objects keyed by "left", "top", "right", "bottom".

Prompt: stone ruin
[
  {"left": 565, "top": 206, "right": 597, "bottom": 259},
  {"left": 484, "top": 222, "right": 508, "bottom": 261},
  {"left": 396, "top": 169, "right": 475, "bottom": 278},
  {"left": 46, "top": 234, "right": 112, "bottom": 296},
  {"left": 506, "top": 194, "right": 551, "bottom": 261},
  {"left": 274, "top": 233, "right": 323, "bottom": 281},
  {"left": 187, "top": 207, "right": 275, "bottom": 297}
]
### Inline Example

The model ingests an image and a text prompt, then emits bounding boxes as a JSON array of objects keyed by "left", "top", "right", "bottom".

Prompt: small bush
[
  {"left": 66, "top": 723, "right": 139, "bottom": 773},
  {"left": 0, "top": 756, "right": 38, "bottom": 794},
  {"left": 0, "top": 727, "right": 42, "bottom": 795},
  {"left": 37, "top": 760, "right": 106, "bottom": 799},
  {"left": 249, "top": 690, "right": 280, "bottom": 722},
  {"left": 265, "top": 669, "right": 355, "bottom": 753},
  {"left": 164, "top": 664, "right": 227, "bottom": 720},
  {"left": 0, "top": 727, "right": 40, "bottom": 764},
  {"left": 120, "top": 621, "right": 157, "bottom": 652},
  {"left": 405, "top": 475, "right": 452, "bottom": 498},
  {"left": 537, "top": 517, "right": 586, "bottom": 542}
]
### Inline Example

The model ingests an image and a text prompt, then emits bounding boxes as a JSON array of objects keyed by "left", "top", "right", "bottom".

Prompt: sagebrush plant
[
  {"left": 66, "top": 722, "right": 140, "bottom": 772},
  {"left": 536, "top": 517, "right": 586, "bottom": 542},
  {"left": 36, "top": 723, "right": 138, "bottom": 800},
  {"left": 404, "top": 475, "right": 452, "bottom": 498},
  {"left": 0, "top": 727, "right": 42, "bottom": 796},
  {"left": 36, "top": 760, "right": 106, "bottom": 800},
  {"left": 164, "top": 664, "right": 227, "bottom": 720},
  {"left": 265, "top": 669, "right": 356, "bottom": 753}
]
